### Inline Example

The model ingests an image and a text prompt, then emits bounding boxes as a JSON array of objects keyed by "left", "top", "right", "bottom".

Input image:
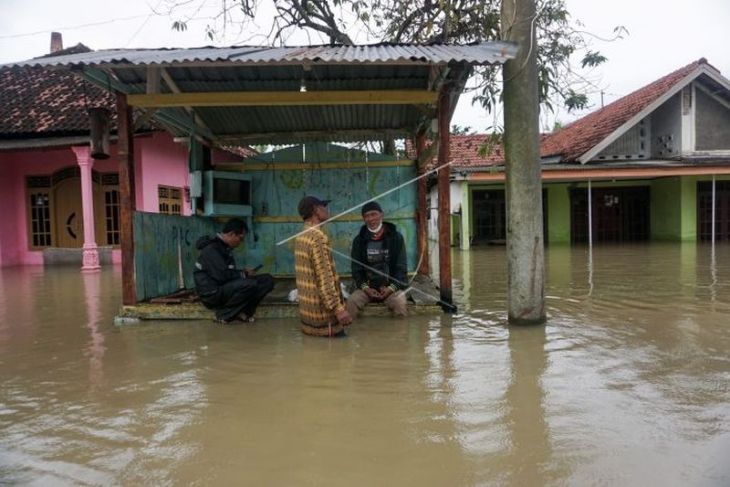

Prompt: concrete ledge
[
  {"left": 116, "top": 301, "right": 442, "bottom": 322},
  {"left": 43, "top": 246, "right": 114, "bottom": 265},
  {"left": 115, "top": 275, "right": 445, "bottom": 323}
]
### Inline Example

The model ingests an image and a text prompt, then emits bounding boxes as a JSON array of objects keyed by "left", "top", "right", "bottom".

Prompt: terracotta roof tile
[
  {"left": 0, "top": 66, "right": 117, "bottom": 138},
  {"left": 406, "top": 133, "right": 504, "bottom": 169},
  {"left": 0, "top": 61, "right": 256, "bottom": 157}
]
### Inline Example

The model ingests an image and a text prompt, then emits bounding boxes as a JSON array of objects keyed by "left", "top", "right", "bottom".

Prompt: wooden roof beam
[
  {"left": 127, "top": 90, "right": 439, "bottom": 108},
  {"left": 160, "top": 68, "right": 214, "bottom": 140},
  {"left": 216, "top": 128, "right": 412, "bottom": 144}
]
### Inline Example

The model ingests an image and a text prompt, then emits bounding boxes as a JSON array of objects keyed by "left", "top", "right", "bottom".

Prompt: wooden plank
[
  {"left": 134, "top": 213, "right": 218, "bottom": 301},
  {"left": 437, "top": 93, "right": 453, "bottom": 308},
  {"left": 127, "top": 90, "right": 439, "bottom": 108},
  {"left": 216, "top": 128, "right": 411, "bottom": 144},
  {"left": 160, "top": 67, "right": 213, "bottom": 139},
  {"left": 253, "top": 214, "right": 415, "bottom": 223},
  {"left": 415, "top": 131, "right": 430, "bottom": 276},
  {"left": 116, "top": 93, "right": 137, "bottom": 305},
  {"left": 215, "top": 160, "right": 415, "bottom": 171}
]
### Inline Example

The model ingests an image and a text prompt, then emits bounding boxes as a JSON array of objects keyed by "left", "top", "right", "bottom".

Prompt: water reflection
[
  {"left": 504, "top": 325, "right": 551, "bottom": 485},
  {"left": 0, "top": 243, "right": 729, "bottom": 485},
  {"left": 82, "top": 272, "right": 105, "bottom": 389}
]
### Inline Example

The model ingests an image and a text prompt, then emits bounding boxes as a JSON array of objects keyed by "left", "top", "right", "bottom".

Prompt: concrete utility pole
[{"left": 501, "top": 0, "right": 546, "bottom": 324}]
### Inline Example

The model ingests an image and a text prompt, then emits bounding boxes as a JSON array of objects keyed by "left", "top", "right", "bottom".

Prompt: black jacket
[
  {"left": 193, "top": 235, "right": 241, "bottom": 296},
  {"left": 351, "top": 221, "right": 407, "bottom": 291}
]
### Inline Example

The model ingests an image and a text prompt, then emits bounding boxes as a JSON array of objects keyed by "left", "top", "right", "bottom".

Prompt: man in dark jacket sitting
[
  {"left": 346, "top": 201, "right": 408, "bottom": 318},
  {"left": 193, "top": 218, "right": 274, "bottom": 323}
]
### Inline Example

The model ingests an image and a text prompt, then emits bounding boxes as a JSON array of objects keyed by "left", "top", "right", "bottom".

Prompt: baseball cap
[{"left": 298, "top": 195, "right": 331, "bottom": 219}]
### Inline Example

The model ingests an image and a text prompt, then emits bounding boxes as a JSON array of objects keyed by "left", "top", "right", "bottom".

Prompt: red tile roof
[
  {"left": 0, "top": 65, "right": 116, "bottom": 138},
  {"left": 405, "top": 133, "right": 501, "bottom": 169},
  {"left": 541, "top": 58, "right": 710, "bottom": 162},
  {"left": 419, "top": 58, "right": 714, "bottom": 169},
  {"left": 408, "top": 133, "right": 545, "bottom": 169}
]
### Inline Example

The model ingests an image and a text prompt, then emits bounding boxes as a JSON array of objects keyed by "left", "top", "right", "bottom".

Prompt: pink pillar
[{"left": 72, "top": 146, "right": 101, "bottom": 272}]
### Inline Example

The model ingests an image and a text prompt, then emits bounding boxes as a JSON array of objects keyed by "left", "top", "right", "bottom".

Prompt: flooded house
[
  {"left": 433, "top": 58, "right": 730, "bottom": 248},
  {"left": 0, "top": 36, "right": 253, "bottom": 270}
]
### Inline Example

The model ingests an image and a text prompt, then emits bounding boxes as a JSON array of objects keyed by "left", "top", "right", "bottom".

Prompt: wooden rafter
[
  {"left": 216, "top": 128, "right": 412, "bottom": 144},
  {"left": 160, "top": 68, "right": 214, "bottom": 140},
  {"left": 127, "top": 90, "right": 439, "bottom": 108}
]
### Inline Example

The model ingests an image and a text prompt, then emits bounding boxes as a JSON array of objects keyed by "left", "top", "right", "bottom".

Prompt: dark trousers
[{"left": 201, "top": 274, "right": 275, "bottom": 321}]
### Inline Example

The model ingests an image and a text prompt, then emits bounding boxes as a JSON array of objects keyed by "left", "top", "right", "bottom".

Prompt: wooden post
[
  {"left": 116, "top": 93, "right": 137, "bottom": 305},
  {"left": 501, "top": 0, "right": 546, "bottom": 324},
  {"left": 415, "top": 131, "right": 430, "bottom": 276},
  {"left": 437, "top": 93, "right": 453, "bottom": 309}
]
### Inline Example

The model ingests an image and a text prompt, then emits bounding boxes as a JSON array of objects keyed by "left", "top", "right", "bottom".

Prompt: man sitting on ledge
[
  {"left": 194, "top": 218, "right": 274, "bottom": 324},
  {"left": 347, "top": 201, "right": 408, "bottom": 318}
]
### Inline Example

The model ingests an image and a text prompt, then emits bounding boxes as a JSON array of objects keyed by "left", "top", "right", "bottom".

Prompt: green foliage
[
  {"left": 564, "top": 89, "right": 588, "bottom": 111},
  {"left": 581, "top": 51, "right": 607, "bottom": 68},
  {"left": 451, "top": 124, "right": 475, "bottom": 135},
  {"left": 476, "top": 133, "right": 501, "bottom": 158}
]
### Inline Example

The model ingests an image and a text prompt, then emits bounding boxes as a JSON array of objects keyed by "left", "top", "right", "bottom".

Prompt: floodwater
[{"left": 1, "top": 243, "right": 729, "bottom": 486}]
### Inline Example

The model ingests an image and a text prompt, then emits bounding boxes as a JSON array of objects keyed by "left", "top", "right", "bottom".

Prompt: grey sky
[{"left": 2, "top": 0, "right": 729, "bottom": 133}]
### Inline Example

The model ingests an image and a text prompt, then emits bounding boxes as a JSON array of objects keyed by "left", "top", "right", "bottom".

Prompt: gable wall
[
  {"left": 650, "top": 93, "right": 682, "bottom": 158},
  {"left": 695, "top": 87, "right": 730, "bottom": 150},
  {"left": 595, "top": 119, "right": 650, "bottom": 161}
]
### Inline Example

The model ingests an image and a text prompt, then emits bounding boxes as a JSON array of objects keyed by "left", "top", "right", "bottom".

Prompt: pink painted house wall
[
  {"left": 0, "top": 131, "right": 191, "bottom": 267},
  {"left": 136, "top": 132, "right": 193, "bottom": 216}
]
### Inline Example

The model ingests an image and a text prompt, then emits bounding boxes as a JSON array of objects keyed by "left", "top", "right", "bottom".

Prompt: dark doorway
[
  {"left": 697, "top": 181, "right": 730, "bottom": 241},
  {"left": 473, "top": 190, "right": 506, "bottom": 244},
  {"left": 570, "top": 186, "right": 650, "bottom": 243},
  {"left": 472, "top": 189, "right": 548, "bottom": 245}
]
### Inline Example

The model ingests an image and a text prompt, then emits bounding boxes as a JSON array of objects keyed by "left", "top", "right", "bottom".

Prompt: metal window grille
[
  {"left": 104, "top": 190, "right": 120, "bottom": 245},
  {"left": 29, "top": 192, "right": 52, "bottom": 247}
]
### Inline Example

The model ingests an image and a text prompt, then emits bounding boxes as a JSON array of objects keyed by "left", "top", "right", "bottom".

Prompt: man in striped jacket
[{"left": 294, "top": 195, "right": 352, "bottom": 337}]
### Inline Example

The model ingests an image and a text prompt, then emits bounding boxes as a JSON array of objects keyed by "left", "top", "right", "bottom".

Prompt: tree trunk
[{"left": 501, "top": 0, "right": 546, "bottom": 324}]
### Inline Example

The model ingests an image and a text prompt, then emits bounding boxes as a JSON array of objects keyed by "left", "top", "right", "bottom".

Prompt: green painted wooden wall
[
  {"left": 134, "top": 213, "right": 218, "bottom": 301},
  {"left": 134, "top": 144, "right": 419, "bottom": 300}
]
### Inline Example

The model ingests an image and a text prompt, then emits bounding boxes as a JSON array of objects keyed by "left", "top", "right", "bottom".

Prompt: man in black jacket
[
  {"left": 193, "top": 218, "right": 274, "bottom": 323},
  {"left": 346, "top": 201, "right": 408, "bottom": 318}
]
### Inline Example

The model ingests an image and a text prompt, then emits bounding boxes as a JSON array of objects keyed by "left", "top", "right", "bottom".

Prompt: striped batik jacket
[{"left": 294, "top": 222, "right": 346, "bottom": 333}]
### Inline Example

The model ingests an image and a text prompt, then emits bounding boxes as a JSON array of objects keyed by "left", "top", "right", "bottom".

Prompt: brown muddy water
[{"left": 1, "top": 243, "right": 729, "bottom": 486}]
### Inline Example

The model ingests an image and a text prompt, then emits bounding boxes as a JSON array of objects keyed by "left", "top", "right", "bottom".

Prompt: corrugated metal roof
[
  {"left": 3, "top": 42, "right": 517, "bottom": 69},
  {"left": 1, "top": 41, "right": 516, "bottom": 145}
]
